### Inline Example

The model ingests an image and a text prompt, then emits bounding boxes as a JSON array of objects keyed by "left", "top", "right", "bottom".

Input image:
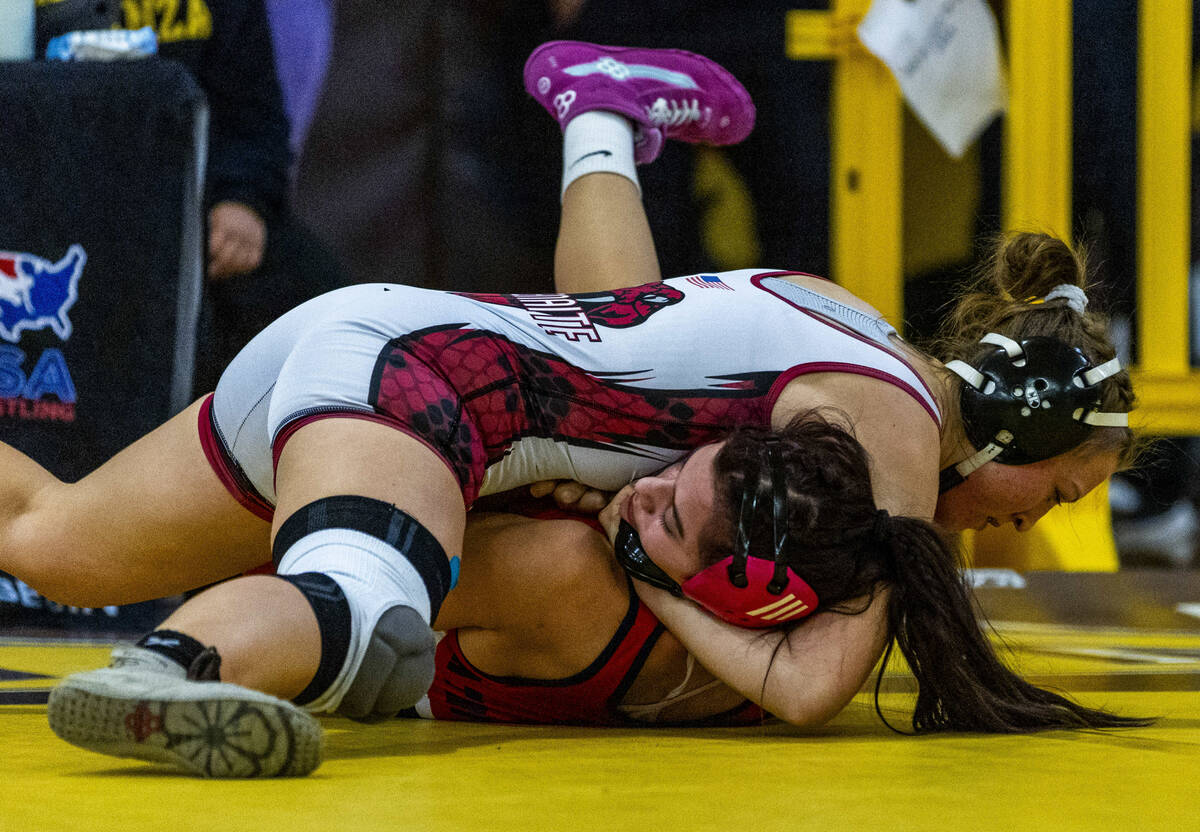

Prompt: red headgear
[{"left": 613, "top": 439, "right": 820, "bottom": 629}]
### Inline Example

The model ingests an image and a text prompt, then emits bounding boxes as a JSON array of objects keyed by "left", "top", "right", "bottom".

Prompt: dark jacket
[{"left": 122, "top": 0, "right": 291, "bottom": 219}]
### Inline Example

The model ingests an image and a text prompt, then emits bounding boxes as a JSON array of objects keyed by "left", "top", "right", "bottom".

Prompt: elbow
[
  {"left": 771, "top": 694, "right": 851, "bottom": 729},
  {"left": 764, "top": 669, "right": 863, "bottom": 728}
]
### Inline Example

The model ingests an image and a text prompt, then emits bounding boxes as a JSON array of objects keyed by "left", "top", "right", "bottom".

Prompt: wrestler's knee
[
  {"left": 279, "top": 576, "right": 438, "bottom": 721},
  {"left": 334, "top": 605, "right": 436, "bottom": 721},
  {"left": 274, "top": 496, "right": 456, "bottom": 720}
]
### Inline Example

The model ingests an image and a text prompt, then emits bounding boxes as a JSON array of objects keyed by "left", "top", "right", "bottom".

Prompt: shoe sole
[
  {"left": 48, "top": 676, "right": 323, "bottom": 778},
  {"left": 524, "top": 40, "right": 755, "bottom": 146}
]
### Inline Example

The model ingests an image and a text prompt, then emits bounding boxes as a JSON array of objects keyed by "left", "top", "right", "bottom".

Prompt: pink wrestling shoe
[{"left": 524, "top": 41, "right": 755, "bottom": 164}]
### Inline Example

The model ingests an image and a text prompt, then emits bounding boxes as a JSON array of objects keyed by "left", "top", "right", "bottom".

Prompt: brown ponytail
[
  {"left": 931, "top": 231, "right": 1137, "bottom": 468},
  {"left": 879, "top": 515, "right": 1152, "bottom": 732}
]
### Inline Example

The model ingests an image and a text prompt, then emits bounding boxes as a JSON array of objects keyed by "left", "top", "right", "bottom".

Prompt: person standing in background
[
  {"left": 264, "top": 0, "right": 335, "bottom": 165},
  {"left": 121, "top": 0, "right": 347, "bottom": 394},
  {"left": 295, "top": 1, "right": 829, "bottom": 293}
]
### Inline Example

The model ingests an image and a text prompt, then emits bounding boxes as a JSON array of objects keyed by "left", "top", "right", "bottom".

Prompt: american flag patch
[{"left": 685, "top": 274, "right": 734, "bottom": 290}]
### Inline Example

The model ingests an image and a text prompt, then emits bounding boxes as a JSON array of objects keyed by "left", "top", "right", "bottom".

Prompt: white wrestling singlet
[{"left": 200, "top": 269, "right": 941, "bottom": 517}]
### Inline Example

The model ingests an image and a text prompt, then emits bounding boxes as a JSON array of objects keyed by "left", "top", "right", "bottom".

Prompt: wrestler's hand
[
  {"left": 528, "top": 480, "right": 612, "bottom": 514},
  {"left": 208, "top": 201, "right": 266, "bottom": 281},
  {"left": 598, "top": 484, "right": 635, "bottom": 546}
]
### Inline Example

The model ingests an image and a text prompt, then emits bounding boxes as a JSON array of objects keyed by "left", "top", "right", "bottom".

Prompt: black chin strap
[
  {"left": 938, "top": 430, "right": 1014, "bottom": 494},
  {"left": 613, "top": 520, "right": 684, "bottom": 596},
  {"left": 938, "top": 466, "right": 965, "bottom": 494}
]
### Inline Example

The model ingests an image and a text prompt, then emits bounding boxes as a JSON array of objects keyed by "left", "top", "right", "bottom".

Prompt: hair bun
[{"left": 995, "top": 232, "right": 1086, "bottom": 300}]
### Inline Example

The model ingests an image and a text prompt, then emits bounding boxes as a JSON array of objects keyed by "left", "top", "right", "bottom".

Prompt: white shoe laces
[{"left": 645, "top": 97, "right": 705, "bottom": 128}]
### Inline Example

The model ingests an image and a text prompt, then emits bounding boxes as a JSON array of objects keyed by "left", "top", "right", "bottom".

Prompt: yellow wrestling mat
[{"left": 3, "top": 571, "right": 1199, "bottom": 832}]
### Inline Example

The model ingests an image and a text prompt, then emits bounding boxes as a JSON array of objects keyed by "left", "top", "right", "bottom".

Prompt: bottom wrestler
[{"left": 47, "top": 414, "right": 1148, "bottom": 776}]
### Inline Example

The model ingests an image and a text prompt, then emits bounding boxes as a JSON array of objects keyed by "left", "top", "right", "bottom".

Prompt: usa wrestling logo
[
  {"left": 0, "top": 245, "right": 84, "bottom": 343},
  {"left": 0, "top": 245, "right": 85, "bottom": 422}
]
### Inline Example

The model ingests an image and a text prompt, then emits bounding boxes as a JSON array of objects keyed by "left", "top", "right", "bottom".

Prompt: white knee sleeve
[{"left": 273, "top": 496, "right": 455, "bottom": 718}]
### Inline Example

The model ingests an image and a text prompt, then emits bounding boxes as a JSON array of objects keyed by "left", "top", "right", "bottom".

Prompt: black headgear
[{"left": 939, "top": 333, "right": 1129, "bottom": 493}]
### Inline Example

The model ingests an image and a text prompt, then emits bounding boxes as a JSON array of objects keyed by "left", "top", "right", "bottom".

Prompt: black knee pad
[
  {"left": 273, "top": 495, "right": 455, "bottom": 616},
  {"left": 276, "top": 572, "right": 352, "bottom": 707}
]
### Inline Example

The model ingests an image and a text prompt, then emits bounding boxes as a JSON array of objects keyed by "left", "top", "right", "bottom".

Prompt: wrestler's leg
[
  {"left": 0, "top": 440, "right": 60, "bottom": 524},
  {"left": 552, "top": 108, "right": 657, "bottom": 292},
  {"left": 147, "top": 419, "right": 462, "bottom": 700},
  {"left": 527, "top": 41, "right": 755, "bottom": 294},
  {"left": 125, "top": 418, "right": 465, "bottom": 703},
  {"left": 273, "top": 418, "right": 465, "bottom": 550},
  {"left": 153, "top": 574, "right": 321, "bottom": 699},
  {"left": 47, "top": 568, "right": 323, "bottom": 778},
  {"left": 45, "top": 419, "right": 461, "bottom": 777},
  {"left": 557, "top": 165, "right": 660, "bottom": 294},
  {"left": 0, "top": 398, "right": 270, "bottom": 607}
]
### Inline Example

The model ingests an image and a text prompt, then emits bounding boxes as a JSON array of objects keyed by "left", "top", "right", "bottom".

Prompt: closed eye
[
  {"left": 662, "top": 454, "right": 694, "bottom": 539},
  {"left": 658, "top": 504, "right": 682, "bottom": 539},
  {"left": 1054, "top": 489, "right": 1079, "bottom": 506}
]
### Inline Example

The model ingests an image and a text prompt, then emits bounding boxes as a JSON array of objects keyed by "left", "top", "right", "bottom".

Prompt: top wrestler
[{"left": 2, "top": 42, "right": 1134, "bottom": 767}]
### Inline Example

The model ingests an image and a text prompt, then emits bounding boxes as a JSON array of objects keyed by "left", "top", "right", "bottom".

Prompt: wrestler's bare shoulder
[
  {"left": 441, "top": 513, "right": 628, "bottom": 677},
  {"left": 771, "top": 373, "right": 941, "bottom": 519}
]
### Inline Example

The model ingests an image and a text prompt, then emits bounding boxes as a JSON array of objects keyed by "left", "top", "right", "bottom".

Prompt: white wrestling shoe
[{"left": 47, "top": 645, "right": 323, "bottom": 778}]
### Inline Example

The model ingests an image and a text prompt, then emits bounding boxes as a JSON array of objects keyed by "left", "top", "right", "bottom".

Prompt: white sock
[{"left": 561, "top": 110, "right": 640, "bottom": 199}]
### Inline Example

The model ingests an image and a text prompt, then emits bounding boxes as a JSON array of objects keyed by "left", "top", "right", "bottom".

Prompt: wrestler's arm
[
  {"left": 771, "top": 375, "right": 942, "bottom": 520},
  {"left": 634, "top": 582, "right": 891, "bottom": 727},
  {"left": 674, "top": 379, "right": 930, "bottom": 724},
  {"left": 632, "top": 382, "right": 936, "bottom": 725}
]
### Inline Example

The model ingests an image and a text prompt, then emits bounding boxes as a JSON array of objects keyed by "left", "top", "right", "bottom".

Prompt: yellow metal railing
[
  {"left": 785, "top": 1, "right": 1197, "bottom": 570},
  {"left": 992, "top": 0, "right": 1114, "bottom": 570},
  {"left": 1003, "top": 0, "right": 1072, "bottom": 237},
  {"left": 786, "top": 2, "right": 903, "bottom": 325},
  {"left": 1135, "top": 0, "right": 1198, "bottom": 435}
]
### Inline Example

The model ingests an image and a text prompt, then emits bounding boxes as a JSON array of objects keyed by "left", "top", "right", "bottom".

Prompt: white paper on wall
[{"left": 857, "top": 0, "right": 1007, "bottom": 157}]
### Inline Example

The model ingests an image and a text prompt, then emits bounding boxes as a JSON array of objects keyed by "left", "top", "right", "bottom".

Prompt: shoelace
[{"left": 645, "top": 97, "right": 704, "bottom": 128}]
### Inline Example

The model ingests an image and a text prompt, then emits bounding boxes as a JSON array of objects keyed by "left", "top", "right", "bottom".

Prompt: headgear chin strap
[
  {"left": 613, "top": 441, "right": 820, "bottom": 629},
  {"left": 614, "top": 520, "right": 684, "bottom": 597},
  {"left": 939, "top": 333, "right": 1129, "bottom": 493}
]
